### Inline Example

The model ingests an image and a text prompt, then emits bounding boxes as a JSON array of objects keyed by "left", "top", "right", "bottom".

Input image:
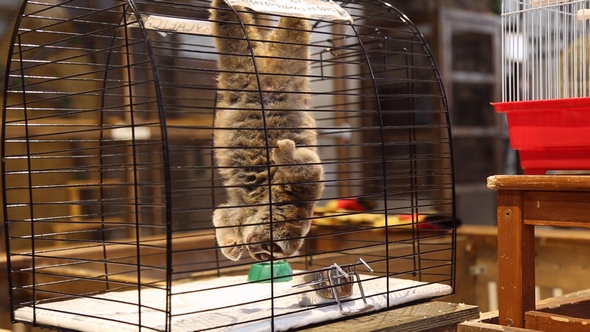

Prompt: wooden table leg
[{"left": 497, "top": 190, "right": 536, "bottom": 327}]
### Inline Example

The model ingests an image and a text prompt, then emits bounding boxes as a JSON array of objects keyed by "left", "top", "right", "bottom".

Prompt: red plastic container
[{"left": 492, "top": 97, "right": 590, "bottom": 175}]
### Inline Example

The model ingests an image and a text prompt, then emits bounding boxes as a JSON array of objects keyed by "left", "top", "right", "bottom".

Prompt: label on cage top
[
  {"left": 530, "top": 0, "right": 571, "bottom": 8},
  {"left": 132, "top": 15, "right": 212, "bottom": 36},
  {"left": 224, "top": 0, "right": 352, "bottom": 21}
]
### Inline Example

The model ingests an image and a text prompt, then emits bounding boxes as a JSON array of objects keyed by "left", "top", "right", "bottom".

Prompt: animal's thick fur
[{"left": 210, "top": 0, "right": 324, "bottom": 261}]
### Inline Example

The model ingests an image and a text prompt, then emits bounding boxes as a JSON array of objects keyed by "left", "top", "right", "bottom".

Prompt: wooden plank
[
  {"left": 526, "top": 292, "right": 590, "bottom": 331},
  {"left": 487, "top": 175, "right": 590, "bottom": 192},
  {"left": 538, "top": 299, "right": 590, "bottom": 318},
  {"left": 299, "top": 301, "right": 479, "bottom": 332},
  {"left": 3, "top": 116, "right": 213, "bottom": 140},
  {"left": 523, "top": 191, "right": 590, "bottom": 224},
  {"left": 458, "top": 321, "right": 543, "bottom": 332},
  {"left": 459, "top": 291, "right": 590, "bottom": 332},
  {"left": 525, "top": 311, "right": 590, "bottom": 332},
  {"left": 534, "top": 291, "right": 590, "bottom": 315},
  {"left": 496, "top": 190, "right": 536, "bottom": 328},
  {"left": 525, "top": 219, "right": 590, "bottom": 228}
]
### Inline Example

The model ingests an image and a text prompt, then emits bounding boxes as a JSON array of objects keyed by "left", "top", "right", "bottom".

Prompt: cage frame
[{"left": 2, "top": 0, "right": 458, "bottom": 331}]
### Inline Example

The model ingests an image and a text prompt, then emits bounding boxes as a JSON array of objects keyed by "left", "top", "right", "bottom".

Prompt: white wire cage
[
  {"left": 502, "top": 0, "right": 590, "bottom": 101},
  {"left": 498, "top": 0, "right": 590, "bottom": 175}
]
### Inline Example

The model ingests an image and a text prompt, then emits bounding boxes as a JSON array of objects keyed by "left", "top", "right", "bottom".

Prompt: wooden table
[{"left": 487, "top": 175, "right": 590, "bottom": 329}]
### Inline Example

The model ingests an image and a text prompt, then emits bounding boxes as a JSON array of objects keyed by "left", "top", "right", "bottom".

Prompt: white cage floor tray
[{"left": 15, "top": 274, "right": 452, "bottom": 331}]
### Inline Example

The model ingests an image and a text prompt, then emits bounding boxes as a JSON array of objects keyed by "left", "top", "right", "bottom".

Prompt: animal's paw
[
  {"left": 272, "top": 139, "right": 296, "bottom": 164},
  {"left": 220, "top": 238, "right": 244, "bottom": 261}
]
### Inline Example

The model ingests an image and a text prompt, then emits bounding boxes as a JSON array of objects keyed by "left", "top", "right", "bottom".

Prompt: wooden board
[
  {"left": 525, "top": 310, "right": 590, "bottom": 332},
  {"left": 299, "top": 301, "right": 479, "bottom": 332},
  {"left": 459, "top": 321, "right": 542, "bottom": 332},
  {"left": 525, "top": 293, "right": 590, "bottom": 331},
  {"left": 487, "top": 175, "right": 590, "bottom": 192},
  {"left": 459, "top": 289, "right": 590, "bottom": 332}
]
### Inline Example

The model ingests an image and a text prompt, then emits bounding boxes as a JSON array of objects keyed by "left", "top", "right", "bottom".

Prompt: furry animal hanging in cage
[
  {"left": 1, "top": 0, "right": 458, "bottom": 331},
  {"left": 210, "top": 0, "right": 324, "bottom": 261}
]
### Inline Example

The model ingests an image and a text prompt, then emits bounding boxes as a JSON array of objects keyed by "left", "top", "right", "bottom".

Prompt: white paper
[
  {"left": 225, "top": 0, "right": 352, "bottom": 21},
  {"left": 130, "top": 15, "right": 212, "bottom": 36}
]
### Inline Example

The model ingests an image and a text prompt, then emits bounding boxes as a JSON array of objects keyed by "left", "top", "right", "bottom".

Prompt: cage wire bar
[
  {"left": 502, "top": 0, "right": 590, "bottom": 101},
  {"left": 2, "top": 0, "right": 457, "bottom": 331}
]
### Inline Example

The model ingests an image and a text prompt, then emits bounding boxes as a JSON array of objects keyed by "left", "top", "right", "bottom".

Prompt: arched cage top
[{"left": 2, "top": 1, "right": 456, "bottom": 331}]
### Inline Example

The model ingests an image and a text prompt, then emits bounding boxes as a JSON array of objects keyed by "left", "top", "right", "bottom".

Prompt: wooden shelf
[{"left": 3, "top": 116, "right": 213, "bottom": 140}]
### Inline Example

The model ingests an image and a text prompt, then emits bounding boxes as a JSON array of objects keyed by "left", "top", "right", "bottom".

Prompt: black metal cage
[{"left": 2, "top": 0, "right": 457, "bottom": 331}]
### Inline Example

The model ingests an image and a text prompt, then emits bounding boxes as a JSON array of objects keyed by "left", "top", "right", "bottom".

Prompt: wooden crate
[{"left": 459, "top": 289, "right": 590, "bottom": 332}]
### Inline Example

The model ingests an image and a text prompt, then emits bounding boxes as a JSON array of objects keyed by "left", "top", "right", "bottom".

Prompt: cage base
[
  {"left": 14, "top": 274, "right": 451, "bottom": 332},
  {"left": 520, "top": 148, "right": 590, "bottom": 175}
]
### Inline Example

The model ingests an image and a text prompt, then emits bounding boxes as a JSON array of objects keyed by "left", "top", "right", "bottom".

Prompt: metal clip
[{"left": 293, "top": 258, "right": 375, "bottom": 315}]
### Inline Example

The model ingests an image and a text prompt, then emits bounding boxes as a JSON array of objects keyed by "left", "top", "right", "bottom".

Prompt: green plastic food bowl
[{"left": 247, "top": 261, "right": 293, "bottom": 283}]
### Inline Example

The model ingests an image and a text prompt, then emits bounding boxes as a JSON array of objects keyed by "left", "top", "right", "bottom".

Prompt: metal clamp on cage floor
[{"left": 293, "top": 258, "right": 374, "bottom": 315}]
